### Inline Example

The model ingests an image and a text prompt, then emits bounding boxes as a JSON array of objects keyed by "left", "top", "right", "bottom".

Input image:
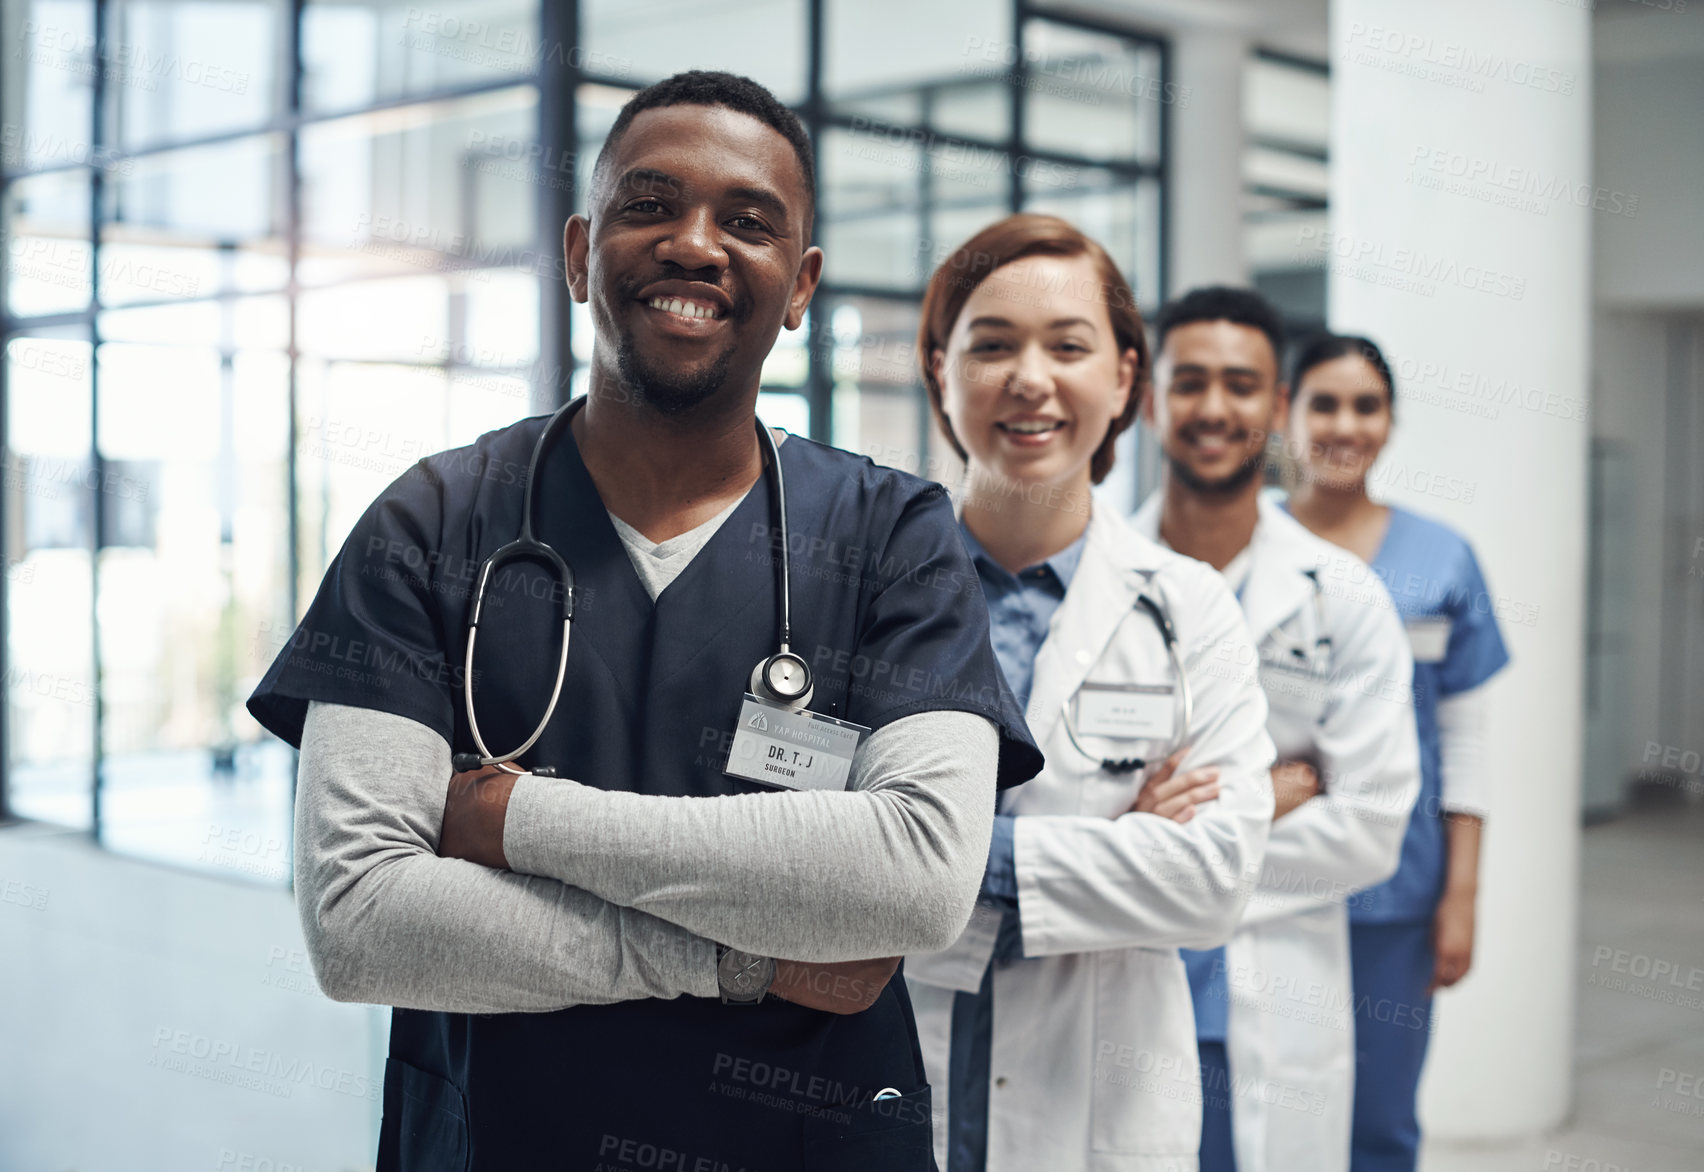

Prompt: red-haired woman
[{"left": 903, "top": 214, "right": 1276, "bottom": 1172}]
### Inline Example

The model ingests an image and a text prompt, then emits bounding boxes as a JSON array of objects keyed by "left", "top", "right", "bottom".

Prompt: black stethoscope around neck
[{"left": 449, "top": 395, "right": 812, "bottom": 776}]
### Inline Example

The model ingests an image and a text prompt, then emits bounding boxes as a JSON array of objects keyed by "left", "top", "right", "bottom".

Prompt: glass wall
[
  {"left": 0, "top": 0, "right": 1170, "bottom": 878},
  {"left": 1242, "top": 48, "right": 1330, "bottom": 333}
]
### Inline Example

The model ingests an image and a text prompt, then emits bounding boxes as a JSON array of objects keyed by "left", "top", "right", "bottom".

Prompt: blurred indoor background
[{"left": 1, "top": 0, "right": 1700, "bottom": 1169}]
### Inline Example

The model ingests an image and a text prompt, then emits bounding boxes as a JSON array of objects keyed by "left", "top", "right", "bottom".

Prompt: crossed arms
[{"left": 293, "top": 700, "right": 998, "bottom": 1013}]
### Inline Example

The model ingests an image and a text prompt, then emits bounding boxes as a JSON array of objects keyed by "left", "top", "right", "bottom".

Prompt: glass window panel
[
  {"left": 585, "top": 0, "right": 802, "bottom": 102},
  {"left": 833, "top": 83, "right": 1007, "bottom": 148},
  {"left": 1021, "top": 21, "right": 1161, "bottom": 165},
  {"left": 1244, "top": 146, "right": 1328, "bottom": 202},
  {"left": 927, "top": 138, "right": 1012, "bottom": 204},
  {"left": 761, "top": 309, "right": 810, "bottom": 391},
  {"left": 1241, "top": 56, "right": 1328, "bottom": 326},
  {"left": 1134, "top": 179, "right": 1161, "bottom": 312},
  {"left": 819, "top": 128, "right": 924, "bottom": 291},
  {"left": 92, "top": 339, "right": 292, "bottom": 876},
  {"left": 756, "top": 391, "right": 808, "bottom": 440},
  {"left": 98, "top": 134, "right": 287, "bottom": 306},
  {"left": 829, "top": 92, "right": 923, "bottom": 133},
  {"left": 1246, "top": 211, "right": 1328, "bottom": 275},
  {"left": 575, "top": 82, "right": 630, "bottom": 144},
  {"left": 461, "top": 270, "right": 540, "bottom": 361},
  {"left": 6, "top": 548, "right": 95, "bottom": 827},
  {"left": 925, "top": 199, "right": 1013, "bottom": 268},
  {"left": 1022, "top": 172, "right": 1145, "bottom": 293},
  {"left": 94, "top": 242, "right": 223, "bottom": 306},
  {"left": 298, "top": 89, "right": 540, "bottom": 287},
  {"left": 97, "top": 341, "right": 220, "bottom": 460},
  {"left": 97, "top": 299, "right": 219, "bottom": 346},
  {"left": 101, "top": 0, "right": 283, "bottom": 153},
  {"left": 444, "top": 366, "right": 534, "bottom": 435},
  {"left": 570, "top": 297, "right": 594, "bottom": 365},
  {"left": 298, "top": 274, "right": 450, "bottom": 361},
  {"left": 4, "top": 168, "right": 92, "bottom": 317},
  {"left": 928, "top": 80, "right": 1010, "bottom": 144},
  {"left": 97, "top": 293, "right": 289, "bottom": 352},
  {"left": 232, "top": 246, "right": 290, "bottom": 293},
  {"left": 826, "top": 0, "right": 1011, "bottom": 108},
  {"left": 5, "top": 330, "right": 96, "bottom": 829},
  {"left": 294, "top": 358, "right": 492, "bottom": 584},
  {"left": 821, "top": 296, "right": 931, "bottom": 473},
  {"left": 1244, "top": 57, "right": 1329, "bottom": 150},
  {"left": 302, "top": 0, "right": 541, "bottom": 115},
  {"left": 823, "top": 210, "right": 923, "bottom": 292},
  {"left": 825, "top": 125, "right": 921, "bottom": 218},
  {"left": 2, "top": 0, "right": 96, "bottom": 169}
]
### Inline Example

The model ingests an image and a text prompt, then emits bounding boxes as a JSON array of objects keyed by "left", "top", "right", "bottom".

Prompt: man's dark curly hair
[
  {"left": 1151, "top": 285, "right": 1285, "bottom": 369},
  {"left": 591, "top": 70, "right": 816, "bottom": 234}
]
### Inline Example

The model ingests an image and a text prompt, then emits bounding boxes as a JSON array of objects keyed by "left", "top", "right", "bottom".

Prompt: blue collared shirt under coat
[{"left": 947, "top": 519, "right": 1087, "bottom": 1172}]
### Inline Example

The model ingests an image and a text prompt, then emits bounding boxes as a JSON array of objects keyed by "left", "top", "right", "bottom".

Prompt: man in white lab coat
[{"left": 1130, "top": 286, "right": 1421, "bottom": 1172}]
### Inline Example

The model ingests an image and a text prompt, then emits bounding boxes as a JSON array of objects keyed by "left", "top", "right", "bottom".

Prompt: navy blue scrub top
[{"left": 246, "top": 410, "right": 1042, "bottom": 1172}]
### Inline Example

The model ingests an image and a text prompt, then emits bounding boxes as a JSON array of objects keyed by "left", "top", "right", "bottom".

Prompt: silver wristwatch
[{"left": 715, "top": 944, "right": 776, "bottom": 1005}]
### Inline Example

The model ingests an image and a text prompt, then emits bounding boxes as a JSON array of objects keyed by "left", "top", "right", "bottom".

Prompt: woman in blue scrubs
[{"left": 1282, "top": 334, "right": 1511, "bottom": 1172}]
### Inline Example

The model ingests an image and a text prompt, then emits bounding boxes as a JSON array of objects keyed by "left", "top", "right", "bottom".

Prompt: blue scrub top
[
  {"left": 246, "top": 409, "right": 1043, "bottom": 1170},
  {"left": 1287, "top": 502, "right": 1510, "bottom": 924}
]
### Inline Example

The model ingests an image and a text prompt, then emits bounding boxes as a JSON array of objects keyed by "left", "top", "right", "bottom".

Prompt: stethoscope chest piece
[{"left": 752, "top": 650, "right": 813, "bottom": 710}]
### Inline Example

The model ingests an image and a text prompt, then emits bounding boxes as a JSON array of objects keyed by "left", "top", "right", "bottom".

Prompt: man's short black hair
[
  {"left": 591, "top": 70, "right": 816, "bottom": 234},
  {"left": 1151, "top": 285, "right": 1286, "bottom": 372}
]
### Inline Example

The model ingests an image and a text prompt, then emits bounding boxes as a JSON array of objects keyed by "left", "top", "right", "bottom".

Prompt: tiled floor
[{"left": 1422, "top": 801, "right": 1704, "bottom": 1172}]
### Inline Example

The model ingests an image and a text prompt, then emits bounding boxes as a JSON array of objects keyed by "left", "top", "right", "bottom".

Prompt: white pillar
[
  {"left": 1117, "top": 22, "right": 1252, "bottom": 510},
  {"left": 1169, "top": 27, "right": 1250, "bottom": 292},
  {"left": 1323, "top": 0, "right": 1591, "bottom": 1140}
]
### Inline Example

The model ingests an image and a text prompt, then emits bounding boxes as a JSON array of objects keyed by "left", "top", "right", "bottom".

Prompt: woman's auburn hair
[{"left": 916, "top": 213, "right": 1151, "bottom": 485}]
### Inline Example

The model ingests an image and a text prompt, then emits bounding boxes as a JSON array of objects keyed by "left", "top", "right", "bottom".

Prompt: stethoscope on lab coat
[
  {"left": 449, "top": 395, "right": 812, "bottom": 776},
  {"left": 1059, "top": 590, "right": 1194, "bottom": 775},
  {"left": 1056, "top": 565, "right": 1332, "bottom": 776},
  {"left": 1263, "top": 568, "right": 1334, "bottom": 674}
]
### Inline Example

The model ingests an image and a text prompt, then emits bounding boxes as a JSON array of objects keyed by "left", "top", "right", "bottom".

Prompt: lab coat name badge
[
  {"left": 1072, "top": 683, "right": 1174, "bottom": 740},
  {"left": 725, "top": 694, "right": 870, "bottom": 792}
]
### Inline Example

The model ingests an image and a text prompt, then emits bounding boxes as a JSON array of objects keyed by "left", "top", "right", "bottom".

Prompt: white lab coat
[
  {"left": 906, "top": 502, "right": 1277, "bottom": 1172},
  {"left": 1130, "top": 493, "right": 1422, "bottom": 1172}
]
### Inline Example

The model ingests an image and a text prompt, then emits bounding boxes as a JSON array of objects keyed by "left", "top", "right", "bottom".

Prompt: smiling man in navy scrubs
[{"left": 247, "top": 71, "right": 1040, "bottom": 1171}]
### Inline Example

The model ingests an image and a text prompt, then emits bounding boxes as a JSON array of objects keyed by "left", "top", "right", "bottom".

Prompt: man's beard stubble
[
  {"left": 606, "top": 270, "right": 748, "bottom": 417},
  {"left": 1164, "top": 442, "right": 1267, "bottom": 497},
  {"left": 611, "top": 331, "right": 738, "bottom": 417}
]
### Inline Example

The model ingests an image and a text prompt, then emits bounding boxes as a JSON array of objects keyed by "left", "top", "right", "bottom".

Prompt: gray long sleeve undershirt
[
  {"left": 295, "top": 700, "right": 996, "bottom": 1012},
  {"left": 290, "top": 460, "right": 1000, "bottom": 1012}
]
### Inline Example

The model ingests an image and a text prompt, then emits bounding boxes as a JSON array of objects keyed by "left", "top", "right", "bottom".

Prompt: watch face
[{"left": 719, "top": 949, "right": 773, "bottom": 998}]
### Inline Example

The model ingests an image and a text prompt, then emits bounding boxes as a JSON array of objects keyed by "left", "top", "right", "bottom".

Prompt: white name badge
[
  {"left": 1073, "top": 683, "right": 1175, "bottom": 740},
  {"left": 1405, "top": 616, "right": 1452, "bottom": 664},
  {"left": 724, "top": 694, "right": 871, "bottom": 792}
]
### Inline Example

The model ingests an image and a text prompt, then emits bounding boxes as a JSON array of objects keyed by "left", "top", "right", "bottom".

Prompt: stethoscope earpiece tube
[
  {"left": 750, "top": 415, "right": 814, "bottom": 710},
  {"left": 457, "top": 399, "right": 806, "bottom": 773},
  {"left": 457, "top": 401, "right": 583, "bottom": 776}
]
